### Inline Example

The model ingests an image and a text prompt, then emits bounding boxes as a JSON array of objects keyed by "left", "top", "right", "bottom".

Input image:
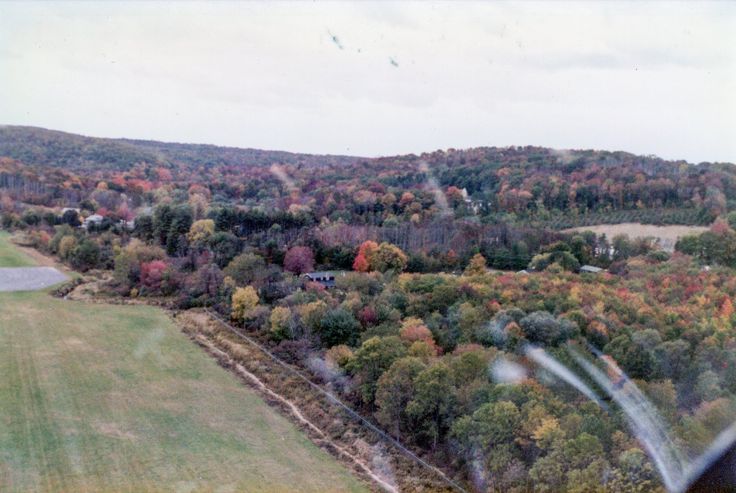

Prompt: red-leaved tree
[
  {"left": 140, "top": 260, "right": 167, "bottom": 293},
  {"left": 353, "top": 252, "right": 370, "bottom": 272},
  {"left": 353, "top": 240, "right": 378, "bottom": 272},
  {"left": 284, "top": 246, "right": 315, "bottom": 275}
]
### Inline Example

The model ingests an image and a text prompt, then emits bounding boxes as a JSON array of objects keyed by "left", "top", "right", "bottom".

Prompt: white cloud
[{"left": 0, "top": 1, "right": 734, "bottom": 162}]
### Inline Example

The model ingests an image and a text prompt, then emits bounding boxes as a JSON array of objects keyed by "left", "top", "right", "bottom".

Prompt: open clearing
[
  {"left": 0, "top": 231, "right": 36, "bottom": 267},
  {"left": 561, "top": 223, "right": 709, "bottom": 252},
  {"left": 0, "top": 291, "right": 368, "bottom": 493},
  {"left": 0, "top": 230, "right": 367, "bottom": 493}
]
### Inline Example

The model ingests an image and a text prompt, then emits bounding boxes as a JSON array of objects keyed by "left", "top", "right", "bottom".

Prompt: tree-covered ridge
[
  {"left": 2, "top": 126, "right": 734, "bottom": 233},
  {"left": 0, "top": 125, "right": 361, "bottom": 172},
  {"left": 386, "top": 146, "right": 734, "bottom": 223}
]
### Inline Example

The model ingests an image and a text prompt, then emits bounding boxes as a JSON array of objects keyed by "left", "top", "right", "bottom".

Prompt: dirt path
[{"left": 13, "top": 244, "right": 61, "bottom": 268}]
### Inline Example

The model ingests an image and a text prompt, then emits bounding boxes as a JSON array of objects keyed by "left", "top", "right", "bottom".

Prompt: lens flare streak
[
  {"left": 568, "top": 347, "right": 686, "bottom": 492},
  {"left": 523, "top": 346, "right": 607, "bottom": 409}
]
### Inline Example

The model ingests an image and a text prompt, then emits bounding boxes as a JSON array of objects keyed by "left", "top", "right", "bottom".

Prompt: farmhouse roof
[{"left": 305, "top": 271, "right": 337, "bottom": 280}]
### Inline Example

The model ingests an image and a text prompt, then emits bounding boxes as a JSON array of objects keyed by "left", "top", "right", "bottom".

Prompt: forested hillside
[
  {"left": 1, "top": 126, "right": 734, "bottom": 272},
  {"left": 0, "top": 125, "right": 360, "bottom": 172},
  {"left": 2, "top": 126, "right": 734, "bottom": 228},
  {"left": 3, "top": 126, "right": 736, "bottom": 491}
]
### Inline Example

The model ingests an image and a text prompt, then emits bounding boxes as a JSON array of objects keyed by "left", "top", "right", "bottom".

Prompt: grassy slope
[
  {"left": 0, "top": 231, "right": 36, "bottom": 267},
  {"left": 0, "top": 293, "right": 367, "bottom": 492}
]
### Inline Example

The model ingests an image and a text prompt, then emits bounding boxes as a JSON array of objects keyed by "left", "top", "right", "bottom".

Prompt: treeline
[
  {"left": 676, "top": 215, "right": 736, "bottom": 267},
  {"left": 4, "top": 191, "right": 671, "bottom": 281},
  {"left": 527, "top": 207, "right": 712, "bottom": 229},
  {"left": 2, "top": 127, "right": 736, "bottom": 234}
]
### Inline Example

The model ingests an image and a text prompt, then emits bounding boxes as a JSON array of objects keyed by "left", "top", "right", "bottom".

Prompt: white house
[{"left": 82, "top": 214, "right": 104, "bottom": 229}]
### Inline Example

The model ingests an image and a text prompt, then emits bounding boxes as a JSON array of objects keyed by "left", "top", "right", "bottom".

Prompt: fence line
[{"left": 203, "top": 308, "right": 469, "bottom": 493}]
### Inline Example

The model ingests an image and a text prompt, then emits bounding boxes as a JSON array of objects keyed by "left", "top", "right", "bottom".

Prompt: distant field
[
  {"left": 561, "top": 223, "right": 709, "bottom": 252},
  {"left": 0, "top": 291, "right": 367, "bottom": 492},
  {"left": 0, "top": 231, "right": 35, "bottom": 267}
]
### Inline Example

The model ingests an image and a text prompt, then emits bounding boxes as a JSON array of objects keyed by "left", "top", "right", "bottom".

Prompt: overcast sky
[{"left": 1, "top": 1, "right": 734, "bottom": 163}]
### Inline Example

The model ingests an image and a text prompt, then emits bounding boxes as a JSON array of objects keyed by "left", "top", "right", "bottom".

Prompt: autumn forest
[{"left": 3, "top": 125, "right": 736, "bottom": 492}]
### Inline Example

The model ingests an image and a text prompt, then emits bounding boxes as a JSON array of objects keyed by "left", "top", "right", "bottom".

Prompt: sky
[{"left": 0, "top": 1, "right": 734, "bottom": 163}]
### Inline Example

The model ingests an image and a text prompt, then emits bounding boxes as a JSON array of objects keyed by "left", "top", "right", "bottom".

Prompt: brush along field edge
[{"left": 178, "top": 310, "right": 465, "bottom": 493}]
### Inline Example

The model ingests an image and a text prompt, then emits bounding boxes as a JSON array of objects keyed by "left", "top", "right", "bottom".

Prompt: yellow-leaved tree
[
  {"left": 370, "top": 242, "right": 408, "bottom": 272},
  {"left": 187, "top": 219, "right": 215, "bottom": 244},
  {"left": 463, "top": 253, "right": 487, "bottom": 276},
  {"left": 231, "top": 286, "right": 259, "bottom": 322},
  {"left": 269, "top": 306, "right": 292, "bottom": 340}
]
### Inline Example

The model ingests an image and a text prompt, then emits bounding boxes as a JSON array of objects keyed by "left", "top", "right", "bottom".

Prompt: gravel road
[{"left": 0, "top": 267, "right": 68, "bottom": 292}]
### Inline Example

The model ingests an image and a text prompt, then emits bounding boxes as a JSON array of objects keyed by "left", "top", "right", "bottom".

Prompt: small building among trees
[
  {"left": 303, "top": 271, "right": 340, "bottom": 288},
  {"left": 82, "top": 214, "right": 104, "bottom": 229}
]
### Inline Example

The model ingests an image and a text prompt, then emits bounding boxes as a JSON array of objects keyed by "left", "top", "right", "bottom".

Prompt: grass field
[
  {"left": 0, "top": 231, "right": 36, "bottom": 267},
  {"left": 0, "top": 292, "right": 367, "bottom": 492},
  {"left": 561, "top": 222, "right": 709, "bottom": 252}
]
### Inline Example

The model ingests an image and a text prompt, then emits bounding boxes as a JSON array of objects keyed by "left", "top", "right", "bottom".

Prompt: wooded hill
[
  {"left": 0, "top": 125, "right": 361, "bottom": 172},
  {"left": 1, "top": 124, "right": 735, "bottom": 239}
]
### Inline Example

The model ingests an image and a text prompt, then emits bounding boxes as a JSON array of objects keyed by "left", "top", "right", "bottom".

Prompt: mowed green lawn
[
  {"left": 0, "top": 291, "right": 368, "bottom": 493},
  {"left": 0, "top": 231, "right": 36, "bottom": 267}
]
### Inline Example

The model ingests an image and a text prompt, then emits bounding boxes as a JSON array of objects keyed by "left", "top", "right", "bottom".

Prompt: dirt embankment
[{"left": 176, "top": 310, "right": 463, "bottom": 493}]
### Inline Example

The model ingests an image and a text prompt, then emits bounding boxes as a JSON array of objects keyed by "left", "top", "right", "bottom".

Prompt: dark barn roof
[{"left": 304, "top": 271, "right": 338, "bottom": 288}]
